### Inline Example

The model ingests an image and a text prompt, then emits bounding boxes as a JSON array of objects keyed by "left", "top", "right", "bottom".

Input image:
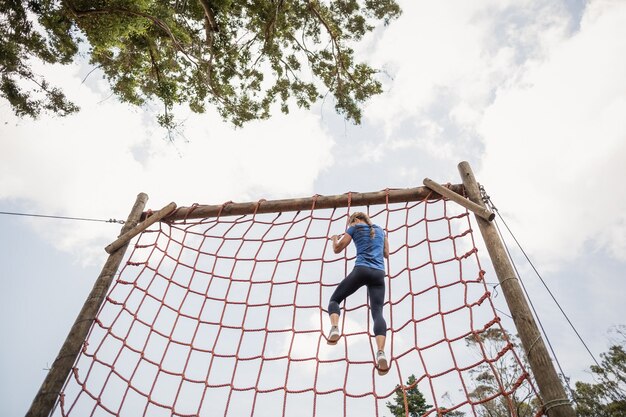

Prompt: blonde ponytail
[{"left": 349, "top": 212, "right": 375, "bottom": 239}]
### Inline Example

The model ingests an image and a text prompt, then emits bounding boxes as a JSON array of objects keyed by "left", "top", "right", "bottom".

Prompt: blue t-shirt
[{"left": 346, "top": 224, "right": 385, "bottom": 271}]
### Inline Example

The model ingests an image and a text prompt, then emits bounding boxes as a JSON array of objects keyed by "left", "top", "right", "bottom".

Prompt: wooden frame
[{"left": 28, "top": 162, "right": 575, "bottom": 417}]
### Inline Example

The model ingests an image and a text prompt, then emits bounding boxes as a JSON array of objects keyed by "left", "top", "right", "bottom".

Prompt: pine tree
[{"left": 386, "top": 374, "right": 433, "bottom": 417}]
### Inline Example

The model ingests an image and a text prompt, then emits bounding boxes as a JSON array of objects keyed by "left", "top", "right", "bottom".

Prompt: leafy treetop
[
  {"left": 0, "top": 0, "right": 401, "bottom": 128},
  {"left": 574, "top": 326, "right": 626, "bottom": 417}
]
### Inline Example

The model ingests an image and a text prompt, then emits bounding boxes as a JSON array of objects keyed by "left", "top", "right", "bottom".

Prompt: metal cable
[
  {"left": 0, "top": 210, "right": 124, "bottom": 224},
  {"left": 480, "top": 187, "right": 600, "bottom": 368}
]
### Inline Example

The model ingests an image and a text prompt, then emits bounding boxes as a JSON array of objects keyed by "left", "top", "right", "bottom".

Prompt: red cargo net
[{"left": 56, "top": 192, "right": 541, "bottom": 416}]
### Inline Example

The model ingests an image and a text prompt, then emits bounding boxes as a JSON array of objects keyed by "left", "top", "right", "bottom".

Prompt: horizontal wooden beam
[
  {"left": 105, "top": 202, "right": 177, "bottom": 254},
  {"left": 423, "top": 178, "right": 494, "bottom": 221},
  {"left": 158, "top": 185, "right": 465, "bottom": 222}
]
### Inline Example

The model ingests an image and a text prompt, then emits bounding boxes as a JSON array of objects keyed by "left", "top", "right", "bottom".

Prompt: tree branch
[
  {"left": 263, "top": 0, "right": 284, "bottom": 52},
  {"left": 62, "top": 0, "right": 198, "bottom": 66},
  {"left": 307, "top": 1, "right": 355, "bottom": 88},
  {"left": 197, "top": 0, "right": 218, "bottom": 46}
]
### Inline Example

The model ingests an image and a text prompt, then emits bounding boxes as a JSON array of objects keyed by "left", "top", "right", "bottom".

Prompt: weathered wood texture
[
  {"left": 458, "top": 161, "right": 575, "bottom": 417},
  {"left": 105, "top": 201, "right": 176, "bottom": 254},
  {"left": 160, "top": 185, "right": 465, "bottom": 222},
  {"left": 26, "top": 193, "right": 149, "bottom": 417},
  {"left": 423, "top": 177, "right": 495, "bottom": 221}
]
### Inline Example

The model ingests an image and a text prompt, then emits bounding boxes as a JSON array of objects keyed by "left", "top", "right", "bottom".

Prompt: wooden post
[
  {"left": 26, "top": 193, "right": 149, "bottom": 417},
  {"left": 458, "top": 162, "right": 575, "bottom": 417}
]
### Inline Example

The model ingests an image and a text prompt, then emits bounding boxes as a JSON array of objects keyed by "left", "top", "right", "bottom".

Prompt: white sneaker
[
  {"left": 377, "top": 350, "right": 389, "bottom": 375},
  {"left": 327, "top": 326, "right": 340, "bottom": 345}
]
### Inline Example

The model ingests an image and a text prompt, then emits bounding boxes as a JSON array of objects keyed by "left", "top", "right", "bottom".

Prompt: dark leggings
[{"left": 328, "top": 266, "right": 387, "bottom": 336}]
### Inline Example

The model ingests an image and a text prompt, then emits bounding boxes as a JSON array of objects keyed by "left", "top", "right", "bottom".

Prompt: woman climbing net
[{"left": 326, "top": 211, "right": 390, "bottom": 375}]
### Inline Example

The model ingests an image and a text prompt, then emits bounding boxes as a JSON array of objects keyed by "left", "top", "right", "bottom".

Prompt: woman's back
[{"left": 347, "top": 224, "right": 385, "bottom": 271}]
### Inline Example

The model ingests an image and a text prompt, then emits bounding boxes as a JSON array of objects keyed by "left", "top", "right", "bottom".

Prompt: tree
[
  {"left": 386, "top": 374, "right": 433, "bottom": 417},
  {"left": 573, "top": 326, "right": 626, "bottom": 417},
  {"left": 465, "top": 328, "right": 540, "bottom": 417},
  {"left": 0, "top": 0, "right": 79, "bottom": 119},
  {"left": 1, "top": 0, "right": 401, "bottom": 129}
]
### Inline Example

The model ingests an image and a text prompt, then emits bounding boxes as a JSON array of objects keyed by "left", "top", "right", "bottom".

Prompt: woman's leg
[
  {"left": 375, "top": 335, "right": 386, "bottom": 352},
  {"left": 328, "top": 267, "right": 366, "bottom": 318},
  {"left": 367, "top": 269, "right": 388, "bottom": 373},
  {"left": 367, "top": 271, "right": 387, "bottom": 339},
  {"left": 327, "top": 267, "right": 367, "bottom": 343}
]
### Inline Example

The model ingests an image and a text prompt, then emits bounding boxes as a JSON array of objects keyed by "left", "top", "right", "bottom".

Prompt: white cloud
[
  {"left": 478, "top": 0, "right": 626, "bottom": 267},
  {"left": 142, "top": 109, "right": 335, "bottom": 206},
  {"left": 342, "top": 0, "right": 626, "bottom": 269},
  {"left": 327, "top": 0, "right": 577, "bottom": 178},
  {"left": 364, "top": 1, "right": 571, "bottom": 132},
  {"left": 0, "top": 62, "right": 335, "bottom": 265}
]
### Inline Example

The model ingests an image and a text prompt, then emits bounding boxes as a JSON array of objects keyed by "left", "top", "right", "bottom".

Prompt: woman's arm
[
  {"left": 384, "top": 236, "right": 389, "bottom": 259},
  {"left": 331, "top": 233, "right": 352, "bottom": 253}
]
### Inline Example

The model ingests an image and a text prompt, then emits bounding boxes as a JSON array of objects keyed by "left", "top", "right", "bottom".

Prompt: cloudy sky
[{"left": 2, "top": 0, "right": 625, "bottom": 415}]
